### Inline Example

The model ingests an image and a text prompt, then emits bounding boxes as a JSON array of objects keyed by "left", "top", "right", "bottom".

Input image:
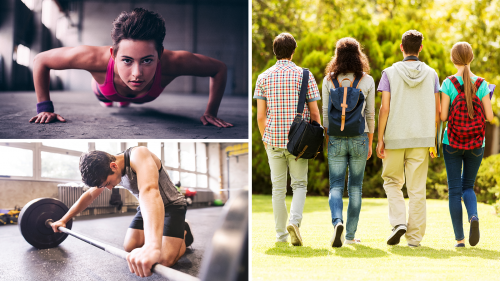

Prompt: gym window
[{"left": 0, "top": 142, "right": 209, "bottom": 188}]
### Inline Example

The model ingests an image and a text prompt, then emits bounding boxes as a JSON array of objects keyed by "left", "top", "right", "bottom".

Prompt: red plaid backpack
[{"left": 447, "top": 76, "right": 486, "bottom": 150}]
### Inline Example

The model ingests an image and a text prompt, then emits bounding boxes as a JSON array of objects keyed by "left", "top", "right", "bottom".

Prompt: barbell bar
[{"left": 19, "top": 198, "right": 199, "bottom": 281}]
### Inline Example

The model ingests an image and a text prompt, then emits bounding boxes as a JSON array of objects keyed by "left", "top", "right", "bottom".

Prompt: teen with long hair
[
  {"left": 322, "top": 37, "right": 375, "bottom": 247},
  {"left": 439, "top": 42, "right": 494, "bottom": 247}
]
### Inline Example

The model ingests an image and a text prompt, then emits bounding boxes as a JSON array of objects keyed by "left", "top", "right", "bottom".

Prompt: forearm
[
  {"left": 205, "top": 63, "right": 228, "bottom": 116},
  {"left": 378, "top": 108, "right": 389, "bottom": 141},
  {"left": 33, "top": 55, "right": 52, "bottom": 103},
  {"left": 368, "top": 133, "right": 373, "bottom": 146},
  {"left": 60, "top": 190, "right": 94, "bottom": 223},
  {"left": 257, "top": 117, "right": 266, "bottom": 139},
  {"left": 138, "top": 187, "right": 164, "bottom": 250},
  {"left": 310, "top": 111, "right": 321, "bottom": 125}
]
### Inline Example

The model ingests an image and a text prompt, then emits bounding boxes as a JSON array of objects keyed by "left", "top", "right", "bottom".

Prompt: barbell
[{"left": 18, "top": 190, "right": 248, "bottom": 281}]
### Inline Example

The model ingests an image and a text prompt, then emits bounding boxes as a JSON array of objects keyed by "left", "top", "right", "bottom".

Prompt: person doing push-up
[{"left": 30, "top": 8, "right": 232, "bottom": 128}]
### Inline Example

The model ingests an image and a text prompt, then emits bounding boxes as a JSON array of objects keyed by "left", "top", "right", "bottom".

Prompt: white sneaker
[
  {"left": 286, "top": 224, "right": 303, "bottom": 246},
  {"left": 345, "top": 238, "right": 361, "bottom": 245},
  {"left": 330, "top": 223, "right": 345, "bottom": 248},
  {"left": 387, "top": 224, "right": 407, "bottom": 245}
]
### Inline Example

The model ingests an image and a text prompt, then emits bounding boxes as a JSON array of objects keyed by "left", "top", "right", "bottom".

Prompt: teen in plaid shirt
[
  {"left": 254, "top": 33, "right": 321, "bottom": 246},
  {"left": 439, "top": 42, "right": 494, "bottom": 248}
]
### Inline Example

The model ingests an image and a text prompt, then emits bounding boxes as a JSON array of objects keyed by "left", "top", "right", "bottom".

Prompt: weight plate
[{"left": 18, "top": 198, "right": 73, "bottom": 249}]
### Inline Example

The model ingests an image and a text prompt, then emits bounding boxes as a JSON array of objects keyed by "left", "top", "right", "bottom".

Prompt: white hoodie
[{"left": 383, "top": 61, "right": 437, "bottom": 149}]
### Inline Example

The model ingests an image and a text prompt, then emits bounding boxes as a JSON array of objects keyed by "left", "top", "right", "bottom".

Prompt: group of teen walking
[{"left": 254, "top": 30, "right": 494, "bottom": 248}]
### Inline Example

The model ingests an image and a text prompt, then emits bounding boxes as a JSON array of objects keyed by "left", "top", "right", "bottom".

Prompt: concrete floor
[
  {"left": 0, "top": 207, "right": 223, "bottom": 281},
  {"left": 0, "top": 92, "right": 248, "bottom": 139}
]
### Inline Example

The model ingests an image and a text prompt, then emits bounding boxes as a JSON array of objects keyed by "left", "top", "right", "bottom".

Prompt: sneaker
[
  {"left": 408, "top": 243, "right": 421, "bottom": 248},
  {"left": 184, "top": 221, "right": 194, "bottom": 247},
  {"left": 344, "top": 238, "right": 361, "bottom": 245},
  {"left": 469, "top": 216, "right": 480, "bottom": 246},
  {"left": 330, "top": 223, "right": 345, "bottom": 248},
  {"left": 100, "top": 101, "right": 113, "bottom": 107},
  {"left": 387, "top": 224, "right": 407, "bottom": 245},
  {"left": 286, "top": 224, "right": 303, "bottom": 246},
  {"left": 118, "top": 102, "right": 130, "bottom": 107},
  {"left": 455, "top": 243, "right": 465, "bottom": 248}
]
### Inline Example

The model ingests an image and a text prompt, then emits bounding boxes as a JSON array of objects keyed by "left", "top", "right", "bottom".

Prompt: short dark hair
[
  {"left": 111, "top": 8, "right": 166, "bottom": 57},
  {"left": 401, "top": 30, "right": 423, "bottom": 55},
  {"left": 80, "top": 151, "right": 116, "bottom": 188},
  {"left": 273, "top": 33, "right": 297, "bottom": 60}
]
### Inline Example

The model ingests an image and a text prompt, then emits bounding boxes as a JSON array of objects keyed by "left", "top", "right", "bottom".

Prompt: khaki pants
[
  {"left": 266, "top": 145, "right": 308, "bottom": 242},
  {"left": 382, "top": 148, "right": 428, "bottom": 245}
]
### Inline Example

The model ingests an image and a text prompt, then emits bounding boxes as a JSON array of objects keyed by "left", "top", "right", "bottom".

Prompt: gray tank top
[{"left": 119, "top": 147, "right": 186, "bottom": 207}]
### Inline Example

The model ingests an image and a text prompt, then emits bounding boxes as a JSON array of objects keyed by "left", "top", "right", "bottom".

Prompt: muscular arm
[
  {"left": 127, "top": 147, "right": 163, "bottom": 277},
  {"left": 30, "top": 45, "right": 108, "bottom": 123},
  {"left": 161, "top": 50, "right": 232, "bottom": 128},
  {"left": 376, "top": 91, "right": 391, "bottom": 159},
  {"left": 51, "top": 187, "right": 104, "bottom": 233}
]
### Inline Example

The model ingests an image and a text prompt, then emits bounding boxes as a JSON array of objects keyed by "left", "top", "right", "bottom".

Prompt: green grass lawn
[{"left": 252, "top": 195, "right": 500, "bottom": 280}]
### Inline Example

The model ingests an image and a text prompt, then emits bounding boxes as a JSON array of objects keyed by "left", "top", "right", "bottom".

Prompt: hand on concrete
[
  {"left": 126, "top": 246, "right": 161, "bottom": 277},
  {"left": 200, "top": 113, "right": 233, "bottom": 128},
  {"left": 29, "top": 112, "right": 66, "bottom": 123},
  {"left": 51, "top": 220, "right": 66, "bottom": 233}
]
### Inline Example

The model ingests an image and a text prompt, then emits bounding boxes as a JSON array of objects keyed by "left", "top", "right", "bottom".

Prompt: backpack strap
[
  {"left": 353, "top": 73, "right": 366, "bottom": 89},
  {"left": 447, "top": 76, "right": 462, "bottom": 94},
  {"left": 474, "top": 77, "right": 484, "bottom": 89},
  {"left": 330, "top": 73, "right": 340, "bottom": 89},
  {"left": 296, "top": 68, "right": 309, "bottom": 115}
]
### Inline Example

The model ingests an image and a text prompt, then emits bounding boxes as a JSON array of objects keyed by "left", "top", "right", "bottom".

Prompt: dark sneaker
[
  {"left": 387, "top": 224, "right": 407, "bottom": 245},
  {"left": 455, "top": 243, "right": 465, "bottom": 248},
  {"left": 287, "top": 224, "right": 303, "bottom": 246},
  {"left": 330, "top": 223, "right": 345, "bottom": 248},
  {"left": 469, "top": 216, "right": 480, "bottom": 246},
  {"left": 185, "top": 221, "right": 194, "bottom": 247}
]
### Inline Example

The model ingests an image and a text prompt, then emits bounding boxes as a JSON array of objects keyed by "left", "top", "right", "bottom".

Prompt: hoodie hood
[{"left": 392, "top": 61, "right": 432, "bottom": 88}]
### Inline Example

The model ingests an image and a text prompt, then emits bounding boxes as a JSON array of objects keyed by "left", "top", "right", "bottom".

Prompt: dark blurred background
[{"left": 0, "top": 0, "right": 248, "bottom": 96}]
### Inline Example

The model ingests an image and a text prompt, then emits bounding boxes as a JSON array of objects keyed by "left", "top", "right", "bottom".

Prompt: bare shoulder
[
  {"left": 37, "top": 45, "right": 110, "bottom": 72},
  {"left": 71, "top": 45, "right": 110, "bottom": 71},
  {"left": 159, "top": 49, "right": 189, "bottom": 74},
  {"left": 129, "top": 146, "right": 161, "bottom": 171}
]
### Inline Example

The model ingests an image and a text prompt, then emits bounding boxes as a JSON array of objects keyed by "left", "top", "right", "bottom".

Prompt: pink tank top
[{"left": 96, "top": 56, "right": 165, "bottom": 103}]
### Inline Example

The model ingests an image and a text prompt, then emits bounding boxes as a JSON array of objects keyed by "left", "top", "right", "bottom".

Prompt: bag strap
[
  {"left": 296, "top": 68, "right": 309, "bottom": 114},
  {"left": 352, "top": 73, "right": 366, "bottom": 89},
  {"left": 330, "top": 72, "right": 365, "bottom": 89},
  {"left": 448, "top": 76, "right": 462, "bottom": 94},
  {"left": 330, "top": 73, "right": 340, "bottom": 89},
  {"left": 474, "top": 77, "right": 484, "bottom": 89}
]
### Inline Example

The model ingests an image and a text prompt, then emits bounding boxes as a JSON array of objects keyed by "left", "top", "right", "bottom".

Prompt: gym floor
[
  {"left": 0, "top": 206, "right": 223, "bottom": 281},
  {"left": 0, "top": 92, "right": 248, "bottom": 139}
]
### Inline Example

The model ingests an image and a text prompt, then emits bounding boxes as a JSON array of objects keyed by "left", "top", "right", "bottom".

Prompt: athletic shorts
[{"left": 129, "top": 205, "right": 186, "bottom": 239}]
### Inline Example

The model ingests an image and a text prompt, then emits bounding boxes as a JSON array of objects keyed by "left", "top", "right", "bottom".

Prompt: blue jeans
[
  {"left": 328, "top": 133, "right": 369, "bottom": 240},
  {"left": 443, "top": 144, "right": 483, "bottom": 240}
]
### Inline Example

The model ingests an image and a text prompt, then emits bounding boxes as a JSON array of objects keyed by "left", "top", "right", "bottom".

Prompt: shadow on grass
[
  {"left": 252, "top": 196, "right": 387, "bottom": 214},
  {"left": 265, "top": 242, "right": 330, "bottom": 257},
  {"left": 388, "top": 245, "right": 500, "bottom": 260},
  {"left": 333, "top": 244, "right": 389, "bottom": 258}
]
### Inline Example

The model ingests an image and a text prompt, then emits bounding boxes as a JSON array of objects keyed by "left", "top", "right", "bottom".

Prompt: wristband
[{"left": 37, "top": 100, "right": 54, "bottom": 114}]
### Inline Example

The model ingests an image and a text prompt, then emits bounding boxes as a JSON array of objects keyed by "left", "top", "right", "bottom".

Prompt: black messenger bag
[{"left": 287, "top": 68, "right": 325, "bottom": 160}]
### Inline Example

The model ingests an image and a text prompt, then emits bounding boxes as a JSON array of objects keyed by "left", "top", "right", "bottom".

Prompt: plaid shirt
[{"left": 254, "top": 60, "right": 321, "bottom": 148}]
